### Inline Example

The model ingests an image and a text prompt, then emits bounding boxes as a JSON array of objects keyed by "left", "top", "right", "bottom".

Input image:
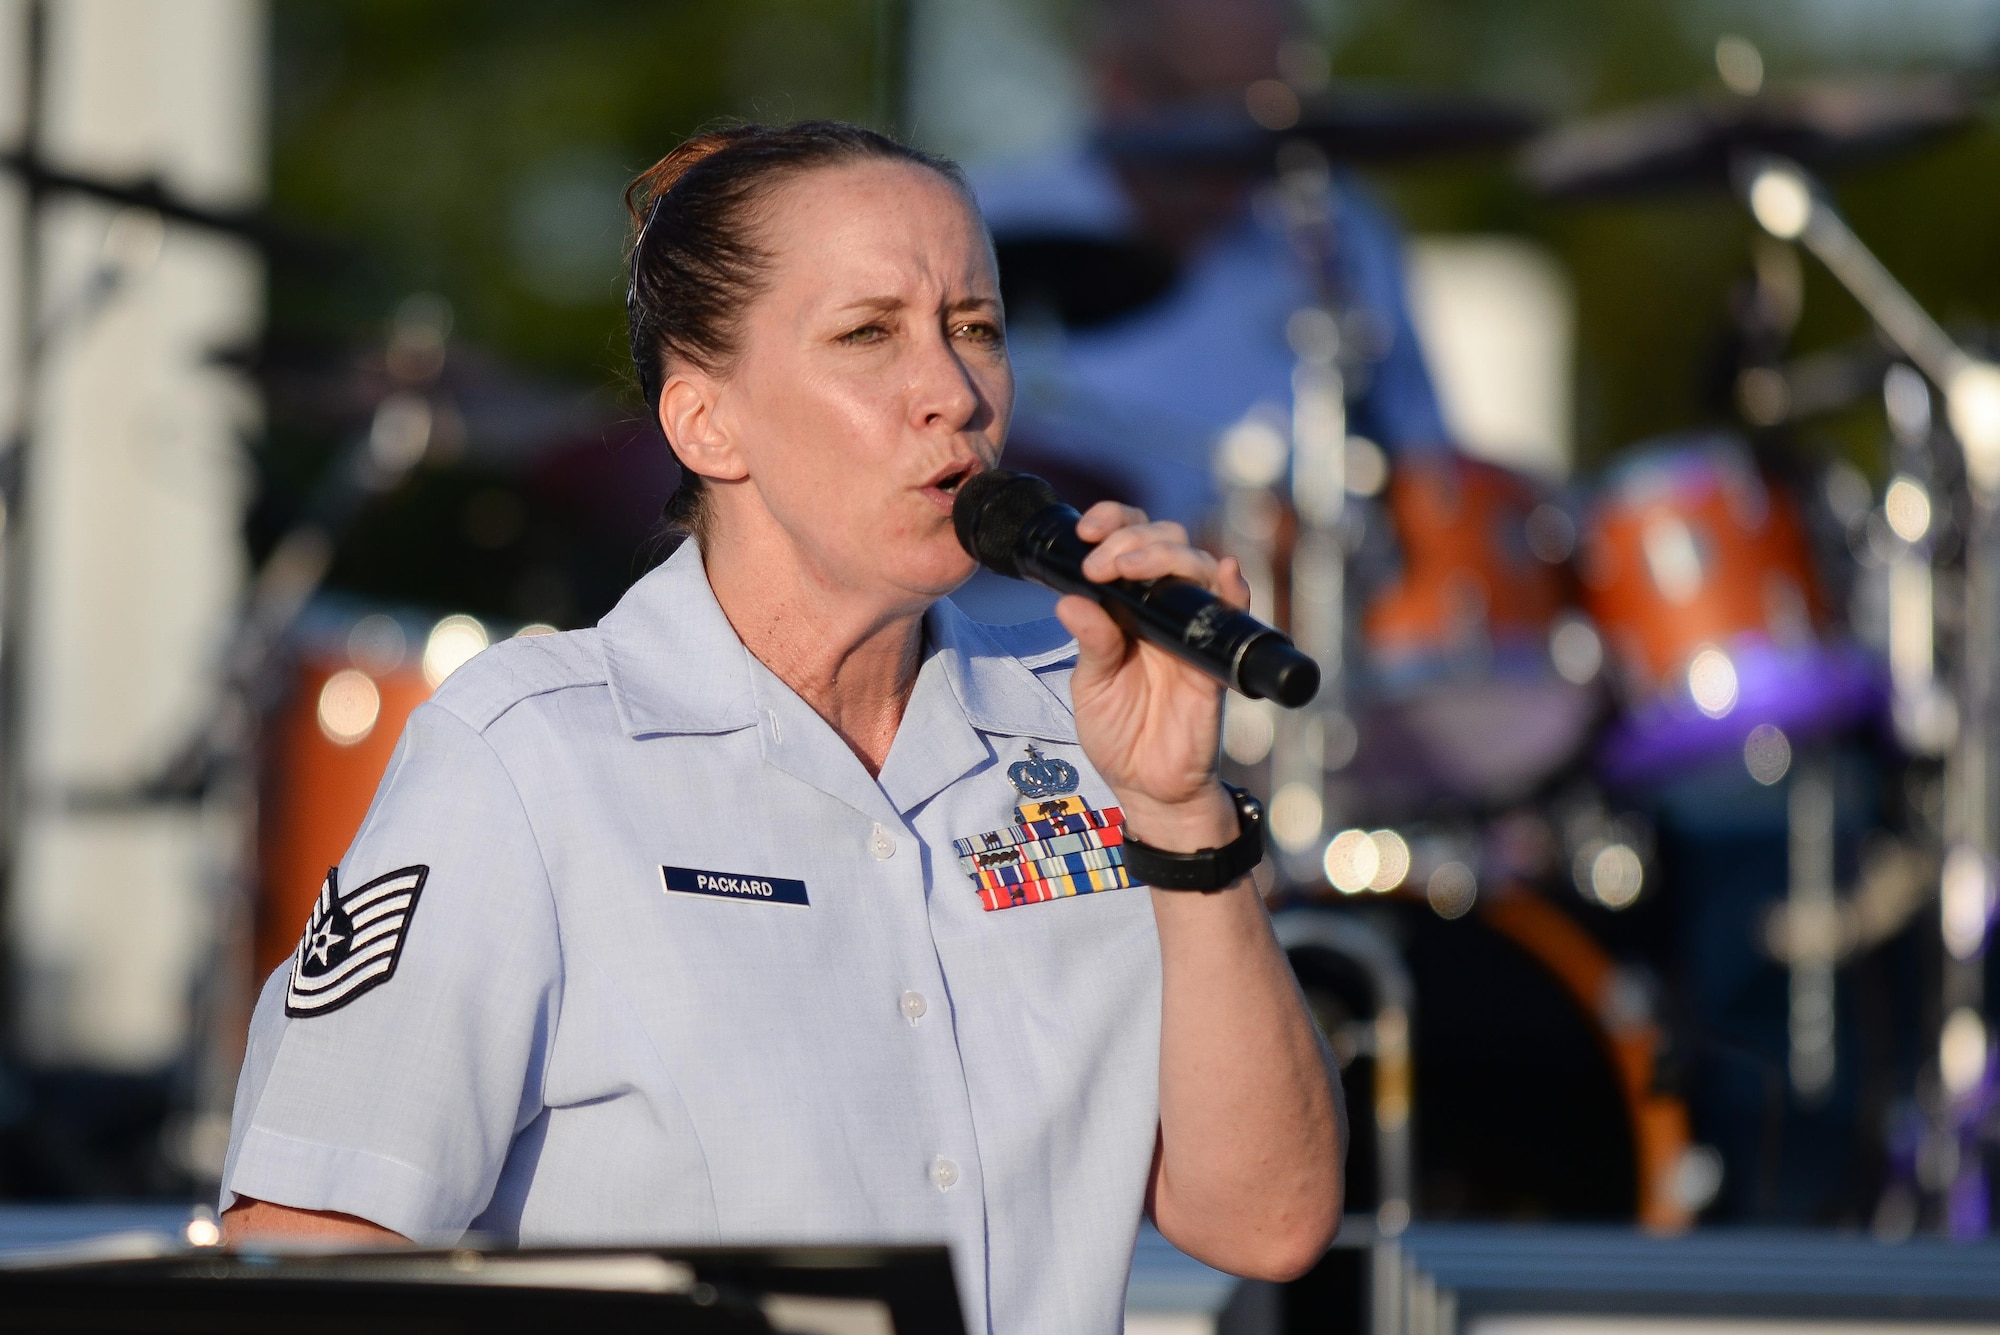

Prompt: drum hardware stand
[
  {"left": 1785, "top": 753, "right": 1838, "bottom": 1103},
  {"left": 1738, "top": 150, "right": 2000, "bottom": 1228},
  {"left": 1260, "top": 140, "right": 1360, "bottom": 887},
  {"left": 1273, "top": 909, "right": 1415, "bottom": 1239}
]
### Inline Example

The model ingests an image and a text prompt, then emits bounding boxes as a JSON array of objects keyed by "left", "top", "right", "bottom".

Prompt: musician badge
[
  {"left": 1007, "top": 744, "right": 1080, "bottom": 799},
  {"left": 953, "top": 787, "right": 1133, "bottom": 913}
]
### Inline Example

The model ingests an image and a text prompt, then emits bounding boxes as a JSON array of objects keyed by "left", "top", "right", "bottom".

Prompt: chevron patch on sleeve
[{"left": 285, "top": 865, "right": 428, "bottom": 1017}]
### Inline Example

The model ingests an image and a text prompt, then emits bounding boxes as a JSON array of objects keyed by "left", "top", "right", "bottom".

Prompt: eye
[
  {"left": 840, "top": 322, "right": 890, "bottom": 345},
  {"left": 953, "top": 319, "right": 1004, "bottom": 348}
]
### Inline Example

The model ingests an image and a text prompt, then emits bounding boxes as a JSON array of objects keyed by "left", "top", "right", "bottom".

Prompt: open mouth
[{"left": 927, "top": 462, "right": 979, "bottom": 500}]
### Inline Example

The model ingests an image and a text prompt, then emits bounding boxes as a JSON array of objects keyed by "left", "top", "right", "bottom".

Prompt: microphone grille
[{"left": 952, "top": 470, "right": 1059, "bottom": 579}]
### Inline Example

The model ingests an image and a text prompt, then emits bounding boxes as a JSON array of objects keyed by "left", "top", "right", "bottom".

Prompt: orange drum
[
  {"left": 1337, "top": 453, "right": 1601, "bottom": 820},
  {"left": 255, "top": 604, "right": 501, "bottom": 979},
  {"left": 1364, "top": 453, "right": 1571, "bottom": 671},
  {"left": 1579, "top": 435, "right": 1882, "bottom": 787}
]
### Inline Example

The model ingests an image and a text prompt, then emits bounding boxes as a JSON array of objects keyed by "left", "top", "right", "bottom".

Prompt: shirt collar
[
  {"left": 922, "top": 597, "right": 1077, "bottom": 745},
  {"left": 599, "top": 542, "right": 1080, "bottom": 819},
  {"left": 599, "top": 541, "right": 762, "bottom": 738}
]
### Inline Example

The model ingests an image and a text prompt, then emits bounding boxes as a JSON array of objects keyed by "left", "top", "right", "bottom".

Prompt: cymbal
[
  {"left": 1094, "top": 84, "right": 1542, "bottom": 169},
  {"left": 1523, "top": 72, "right": 1983, "bottom": 199}
]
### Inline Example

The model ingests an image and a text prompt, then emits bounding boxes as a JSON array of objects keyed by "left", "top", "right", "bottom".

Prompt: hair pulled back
[{"left": 626, "top": 121, "right": 970, "bottom": 541}]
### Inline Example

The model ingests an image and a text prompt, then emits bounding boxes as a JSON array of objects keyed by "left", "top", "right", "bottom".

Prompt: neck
[{"left": 700, "top": 515, "right": 926, "bottom": 778}]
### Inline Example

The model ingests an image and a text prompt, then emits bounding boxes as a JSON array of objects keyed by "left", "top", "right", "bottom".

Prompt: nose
[{"left": 908, "top": 325, "right": 986, "bottom": 435}]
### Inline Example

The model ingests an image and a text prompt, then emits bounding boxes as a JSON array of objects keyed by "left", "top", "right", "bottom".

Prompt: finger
[
  {"left": 1074, "top": 501, "right": 1149, "bottom": 544},
  {"left": 1054, "top": 593, "right": 1131, "bottom": 675},
  {"left": 1080, "top": 520, "right": 1197, "bottom": 582},
  {"left": 1218, "top": 555, "right": 1251, "bottom": 610},
  {"left": 1090, "top": 537, "right": 1221, "bottom": 589}
]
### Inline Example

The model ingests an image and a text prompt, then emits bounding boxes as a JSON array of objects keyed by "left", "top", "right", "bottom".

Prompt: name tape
[{"left": 661, "top": 866, "right": 810, "bottom": 907}]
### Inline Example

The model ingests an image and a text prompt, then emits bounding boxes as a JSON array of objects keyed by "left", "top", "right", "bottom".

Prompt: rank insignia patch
[
  {"left": 953, "top": 793, "right": 1133, "bottom": 911},
  {"left": 285, "top": 865, "right": 428, "bottom": 1017}
]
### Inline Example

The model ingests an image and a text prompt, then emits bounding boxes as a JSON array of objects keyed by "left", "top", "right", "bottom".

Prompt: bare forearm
[
  {"left": 1131, "top": 797, "right": 1344, "bottom": 1280},
  {"left": 221, "top": 1198, "right": 408, "bottom": 1247}
]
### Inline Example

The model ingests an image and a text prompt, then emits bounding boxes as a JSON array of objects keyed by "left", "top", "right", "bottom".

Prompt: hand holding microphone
[{"left": 952, "top": 470, "right": 1319, "bottom": 708}]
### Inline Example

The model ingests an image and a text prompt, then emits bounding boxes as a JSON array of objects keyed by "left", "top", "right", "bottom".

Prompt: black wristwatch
[{"left": 1121, "top": 784, "right": 1266, "bottom": 892}]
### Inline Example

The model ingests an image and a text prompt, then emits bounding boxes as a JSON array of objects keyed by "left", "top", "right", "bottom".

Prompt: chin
[{"left": 896, "top": 545, "right": 979, "bottom": 603}]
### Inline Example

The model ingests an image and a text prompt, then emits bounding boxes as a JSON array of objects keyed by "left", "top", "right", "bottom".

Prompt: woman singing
[{"left": 220, "top": 120, "right": 1342, "bottom": 1335}]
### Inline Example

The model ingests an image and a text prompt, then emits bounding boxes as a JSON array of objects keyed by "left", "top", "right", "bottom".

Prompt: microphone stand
[{"left": 1736, "top": 151, "right": 2000, "bottom": 1232}]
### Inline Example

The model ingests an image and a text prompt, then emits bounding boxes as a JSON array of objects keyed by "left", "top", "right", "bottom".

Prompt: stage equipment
[
  {"left": 1096, "top": 85, "right": 1540, "bottom": 170},
  {"left": 1732, "top": 149, "right": 2000, "bottom": 1223},
  {"left": 0, "top": 1244, "right": 964, "bottom": 1334},
  {"left": 952, "top": 469, "right": 1320, "bottom": 706},
  {"left": 1336, "top": 453, "right": 1600, "bottom": 825},
  {"left": 1577, "top": 436, "right": 1882, "bottom": 792},
  {"left": 1522, "top": 71, "right": 1980, "bottom": 198}
]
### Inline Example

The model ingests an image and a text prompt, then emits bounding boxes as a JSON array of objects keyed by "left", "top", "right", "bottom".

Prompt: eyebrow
[{"left": 835, "top": 294, "right": 1002, "bottom": 316}]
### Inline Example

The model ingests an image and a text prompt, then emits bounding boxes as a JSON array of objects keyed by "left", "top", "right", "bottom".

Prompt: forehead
[{"left": 753, "top": 159, "right": 995, "bottom": 300}]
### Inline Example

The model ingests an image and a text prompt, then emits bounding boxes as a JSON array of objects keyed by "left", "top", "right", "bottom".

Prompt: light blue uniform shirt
[{"left": 222, "top": 541, "right": 1165, "bottom": 1335}]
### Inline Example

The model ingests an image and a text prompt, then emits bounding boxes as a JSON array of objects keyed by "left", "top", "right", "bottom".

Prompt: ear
[{"left": 659, "top": 368, "right": 748, "bottom": 484}]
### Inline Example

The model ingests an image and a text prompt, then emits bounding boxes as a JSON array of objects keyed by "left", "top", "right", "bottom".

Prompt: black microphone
[{"left": 952, "top": 470, "right": 1320, "bottom": 708}]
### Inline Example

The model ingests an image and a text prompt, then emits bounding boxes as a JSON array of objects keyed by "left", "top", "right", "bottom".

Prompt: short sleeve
[{"left": 221, "top": 702, "right": 561, "bottom": 1243}]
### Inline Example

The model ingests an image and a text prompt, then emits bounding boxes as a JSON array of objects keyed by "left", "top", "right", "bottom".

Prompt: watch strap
[{"left": 1121, "top": 784, "right": 1266, "bottom": 892}]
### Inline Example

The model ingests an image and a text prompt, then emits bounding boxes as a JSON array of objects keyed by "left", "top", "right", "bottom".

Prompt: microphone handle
[{"left": 1014, "top": 503, "right": 1321, "bottom": 708}]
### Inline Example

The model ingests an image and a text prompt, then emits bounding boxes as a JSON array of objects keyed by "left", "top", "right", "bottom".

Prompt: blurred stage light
[
  {"left": 1588, "top": 843, "right": 1645, "bottom": 910},
  {"left": 1427, "top": 861, "right": 1477, "bottom": 918},
  {"left": 423, "top": 613, "right": 489, "bottom": 687},
  {"left": 1942, "top": 844, "right": 1993, "bottom": 962},
  {"left": 184, "top": 1214, "right": 221, "bottom": 1248},
  {"left": 1245, "top": 79, "right": 1301, "bottom": 131},
  {"left": 1743, "top": 723, "right": 1792, "bottom": 786},
  {"left": 317, "top": 669, "right": 381, "bottom": 746},
  {"left": 1344, "top": 436, "right": 1388, "bottom": 497},
  {"left": 346, "top": 613, "right": 407, "bottom": 675},
  {"left": 1549, "top": 615, "right": 1603, "bottom": 685},
  {"left": 1687, "top": 646, "right": 1739, "bottom": 718},
  {"left": 1748, "top": 165, "right": 1813, "bottom": 242},
  {"left": 1324, "top": 828, "right": 1378, "bottom": 894},
  {"left": 1368, "top": 830, "right": 1411, "bottom": 892},
  {"left": 1269, "top": 782, "right": 1324, "bottom": 853},
  {"left": 369, "top": 391, "right": 433, "bottom": 474},
  {"left": 1946, "top": 360, "right": 2000, "bottom": 495},
  {"left": 1672, "top": 1144, "right": 1726, "bottom": 1214},
  {"left": 1715, "top": 35, "right": 1764, "bottom": 97},
  {"left": 1525, "top": 503, "right": 1576, "bottom": 563},
  {"left": 514, "top": 623, "right": 559, "bottom": 638},
  {"left": 1941, "top": 1006, "right": 1989, "bottom": 1097},
  {"left": 1217, "top": 416, "right": 1289, "bottom": 489},
  {"left": 1884, "top": 476, "right": 1933, "bottom": 544}
]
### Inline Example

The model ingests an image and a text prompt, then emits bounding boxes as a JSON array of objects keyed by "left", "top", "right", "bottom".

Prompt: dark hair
[{"left": 625, "top": 121, "right": 971, "bottom": 542}]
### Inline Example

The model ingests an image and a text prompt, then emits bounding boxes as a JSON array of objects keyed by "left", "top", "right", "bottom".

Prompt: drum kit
[{"left": 992, "top": 55, "right": 1999, "bottom": 1236}]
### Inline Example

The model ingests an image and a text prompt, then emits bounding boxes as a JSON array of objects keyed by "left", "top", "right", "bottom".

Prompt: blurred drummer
[{"left": 966, "top": 0, "right": 1451, "bottom": 541}]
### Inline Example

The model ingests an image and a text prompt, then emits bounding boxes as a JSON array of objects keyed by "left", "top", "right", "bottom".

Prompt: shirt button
[
  {"left": 900, "top": 991, "right": 928, "bottom": 1022},
  {"left": 869, "top": 825, "right": 897, "bottom": 860},
  {"left": 930, "top": 1156, "right": 960, "bottom": 1191}
]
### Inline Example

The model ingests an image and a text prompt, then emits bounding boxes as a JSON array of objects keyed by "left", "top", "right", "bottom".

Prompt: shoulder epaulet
[
  {"left": 426, "top": 629, "right": 609, "bottom": 732},
  {"left": 976, "top": 617, "right": 1080, "bottom": 672}
]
